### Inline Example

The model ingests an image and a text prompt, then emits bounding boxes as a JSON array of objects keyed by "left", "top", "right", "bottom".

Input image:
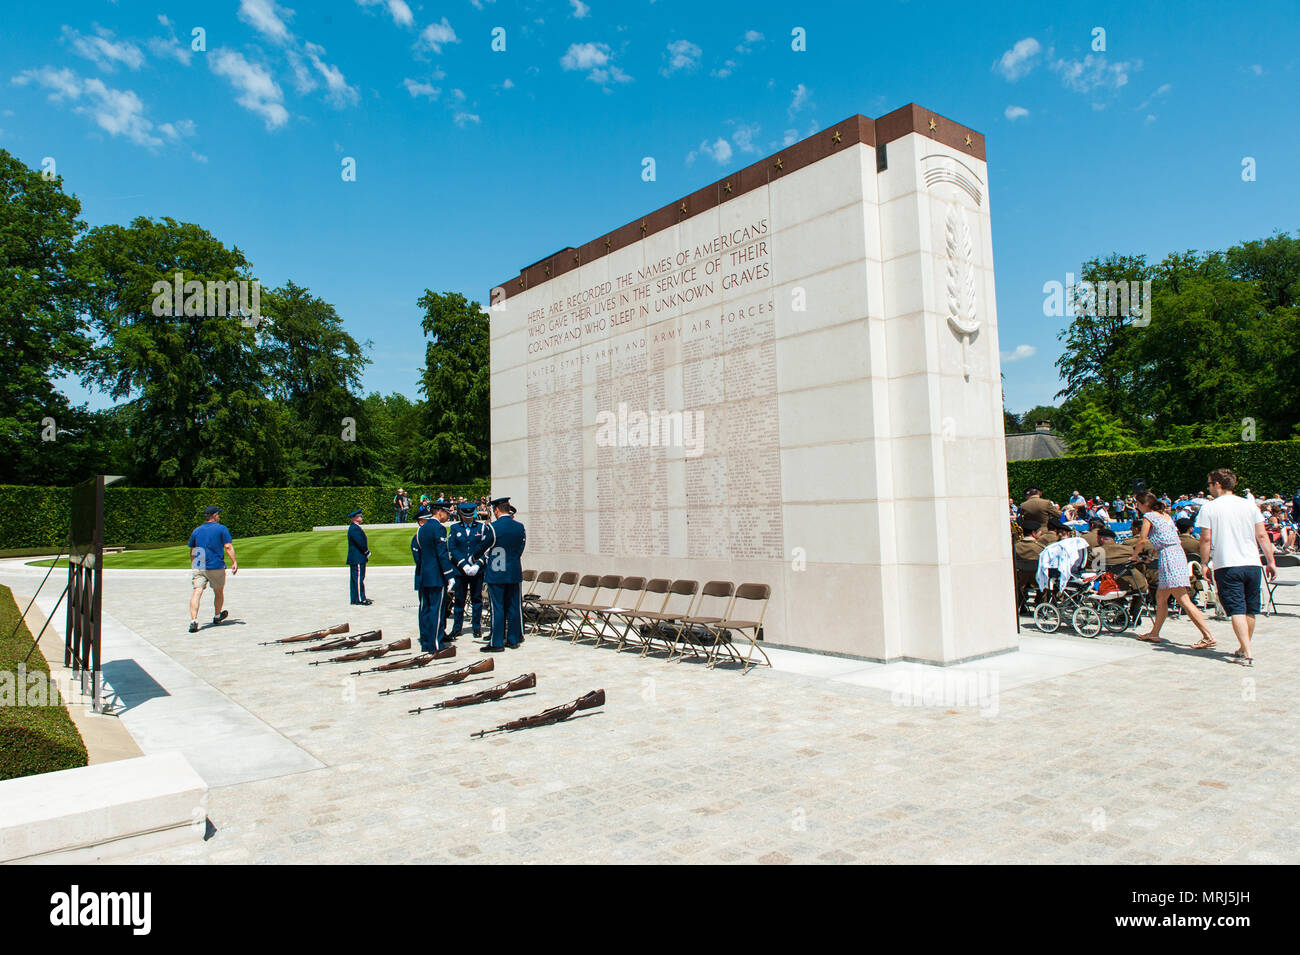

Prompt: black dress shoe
[
  {"left": 472, "top": 631, "right": 482, "bottom": 640},
  {"left": 360, "top": 599, "right": 374, "bottom": 605},
  {"left": 480, "top": 644, "right": 503, "bottom": 653},
  {"left": 506, "top": 642, "right": 520, "bottom": 649}
]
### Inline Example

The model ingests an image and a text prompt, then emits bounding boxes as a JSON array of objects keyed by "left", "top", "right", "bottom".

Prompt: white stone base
[{"left": 0, "top": 751, "right": 207, "bottom": 864}]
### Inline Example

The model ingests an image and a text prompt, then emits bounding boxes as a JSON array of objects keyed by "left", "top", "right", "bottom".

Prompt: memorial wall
[{"left": 490, "top": 105, "right": 1017, "bottom": 664}]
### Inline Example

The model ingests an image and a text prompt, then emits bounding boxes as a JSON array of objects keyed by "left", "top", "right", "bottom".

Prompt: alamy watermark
[
  {"left": 151, "top": 271, "right": 261, "bottom": 326},
  {"left": 594, "top": 402, "right": 704, "bottom": 457},
  {"left": 1042, "top": 273, "right": 1152, "bottom": 326},
  {"left": 890, "top": 668, "right": 1000, "bottom": 717}
]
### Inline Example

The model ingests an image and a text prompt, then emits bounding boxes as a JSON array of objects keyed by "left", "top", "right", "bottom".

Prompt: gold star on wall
[
  {"left": 544, "top": 265, "right": 551, "bottom": 277},
  {"left": 832, "top": 130, "right": 841, "bottom": 144},
  {"left": 640, "top": 221, "right": 647, "bottom": 234},
  {"left": 965, "top": 134, "right": 973, "bottom": 146},
  {"left": 679, "top": 202, "right": 687, "bottom": 214},
  {"left": 774, "top": 157, "right": 783, "bottom": 170},
  {"left": 573, "top": 254, "right": 579, "bottom": 265},
  {"left": 604, "top": 237, "right": 611, "bottom": 250},
  {"left": 928, "top": 118, "right": 937, "bottom": 131},
  {"left": 723, "top": 181, "right": 732, "bottom": 194}
]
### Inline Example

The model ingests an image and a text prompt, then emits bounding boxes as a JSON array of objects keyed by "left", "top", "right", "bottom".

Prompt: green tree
[
  {"left": 0, "top": 150, "right": 96, "bottom": 483},
  {"left": 1066, "top": 399, "right": 1140, "bottom": 455},
  {"left": 74, "top": 217, "right": 277, "bottom": 486},
  {"left": 259, "top": 281, "right": 375, "bottom": 485},
  {"left": 414, "top": 291, "right": 489, "bottom": 482}
]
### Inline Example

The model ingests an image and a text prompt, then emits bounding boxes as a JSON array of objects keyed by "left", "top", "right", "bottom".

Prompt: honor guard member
[
  {"left": 478, "top": 496, "right": 526, "bottom": 652},
  {"left": 346, "top": 508, "right": 372, "bottom": 605},
  {"left": 448, "top": 500, "right": 488, "bottom": 640},
  {"left": 432, "top": 500, "right": 456, "bottom": 640},
  {"left": 415, "top": 500, "right": 456, "bottom": 652}
]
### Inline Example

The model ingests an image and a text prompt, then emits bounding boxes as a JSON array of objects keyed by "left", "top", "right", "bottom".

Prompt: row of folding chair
[{"left": 520, "top": 570, "right": 772, "bottom": 673}]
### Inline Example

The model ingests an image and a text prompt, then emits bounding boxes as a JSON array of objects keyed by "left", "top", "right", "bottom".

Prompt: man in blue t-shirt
[{"left": 188, "top": 505, "right": 238, "bottom": 632}]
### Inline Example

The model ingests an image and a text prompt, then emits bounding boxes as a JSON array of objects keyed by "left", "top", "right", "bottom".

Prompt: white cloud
[
  {"left": 561, "top": 43, "right": 631, "bottom": 86},
  {"left": 570, "top": 0, "right": 590, "bottom": 18},
  {"left": 561, "top": 41, "right": 609, "bottom": 71},
  {"left": 686, "top": 137, "right": 731, "bottom": 166},
  {"left": 1000, "top": 344, "right": 1037, "bottom": 363},
  {"left": 403, "top": 77, "right": 440, "bottom": 98},
  {"left": 209, "top": 49, "right": 289, "bottom": 129},
  {"left": 191, "top": 151, "right": 208, "bottom": 163},
  {"left": 304, "top": 41, "right": 358, "bottom": 107},
  {"left": 239, "top": 0, "right": 294, "bottom": 44},
  {"left": 1004, "top": 105, "right": 1029, "bottom": 121},
  {"left": 287, "top": 49, "right": 316, "bottom": 93},
  {"left": 1051, "top": 54, "right": 1136, "bottom": 93},
  {"left": 1135, "top": 82, "right": 1171, "bottom": 110},
  {"left": 453, "top": 111, "right": 480, "bottom": 127},
  {"left": 731, "top": 123, "right": 760, "bottom": 154},
  {"left": 993, "top": 37, "right": 1041, "bottom": 81},
  {"left": 12, "top": 66, "right": 83, "bottom": 101},
  {"left": 662, "top": 39, "right": 701, "bottom": 76},
  {"left": 417, "top": 17, "right": 460, "bottom": 53},
  {"left": 782, "top": 128, "right": 797, "bottom": 146},
  {"left": 147, "top": 34, "right": 192, "bottom": 66},
  {"left": 788, "top": 83, "right": 809, "bottom": 117},
  {"left": 1250, "top": 63, "right": 1263, "bottom": 76},
  {"left": 501, "top": 77, "right": 514, "bottom": 89},
  {"left": 64, "top": 26, "right": 144, "bottom": 72},
  {"left": 356, "top": 0, "right": 414, "bottom": 27},
  {"left": 713, "top": 59, "right": 737, "bottom": 78},
  {"left": 738, "top": 29, "right": 763, "bottom": 51},
  {"left": 12, "top": 65, "right": 194, "bottom": 148}
]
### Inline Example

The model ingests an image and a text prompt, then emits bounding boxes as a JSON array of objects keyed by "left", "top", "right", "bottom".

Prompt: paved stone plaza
[{"left": 3, "top": 558, "right": 1297, "bottom": 864}]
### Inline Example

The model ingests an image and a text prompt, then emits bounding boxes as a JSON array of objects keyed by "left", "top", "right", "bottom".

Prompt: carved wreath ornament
[{"left": 944, "top": 202, "right": 980, "bottom": 379}]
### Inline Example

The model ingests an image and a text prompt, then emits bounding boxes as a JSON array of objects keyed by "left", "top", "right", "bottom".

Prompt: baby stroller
[{"left": 1033, "top": 565, "right": 1131, "bottom": 638}]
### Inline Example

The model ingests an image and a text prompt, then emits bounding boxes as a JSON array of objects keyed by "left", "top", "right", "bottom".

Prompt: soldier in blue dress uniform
[
  {"left": 346, "top": 508, "right": 372, "bottom": 605},
  {"left": 448, "top": 500, "right": 489, "bottom": 640},
  {"left": 477, "top": 496, "right": 526, "bottom": 652},
  {"left": 414, "top": 500, "right": 456, "bottom": 652}
]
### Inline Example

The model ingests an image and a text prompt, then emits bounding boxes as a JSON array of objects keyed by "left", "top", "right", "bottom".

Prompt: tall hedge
[
  {"left": 1007, "top": 439, "right": 1300, "bottom": 503},
  {"left": 0, "top": 480, "right": 490, "bottom": 549}
]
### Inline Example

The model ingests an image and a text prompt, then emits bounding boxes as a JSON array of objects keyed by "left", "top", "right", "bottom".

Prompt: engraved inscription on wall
[{"left": 524, "top": 218, "right": 783, "bottom": 560}]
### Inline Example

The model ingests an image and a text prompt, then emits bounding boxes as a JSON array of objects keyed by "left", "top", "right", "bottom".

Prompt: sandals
[
  {"left": 1189, "top": 638, "right": 1217, "bottom": 650},
  {"left": 1136, "top": 633, "right": 1162, "bottom": 643}
]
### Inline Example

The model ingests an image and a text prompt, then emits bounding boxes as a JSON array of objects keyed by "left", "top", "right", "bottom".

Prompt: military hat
[
  {"left": 457, "top": 501, "right": 477, "bottom": 516},
  {"left": 347, "top": 508, "right": 363, "bottom": 519},
  {"left": 415, "top": 508, "right": 432, "bottom": 521},
  {"left": 430, "top": 499, "right": 451, "bottom": 513},
  {"left": 489, "top": 496, "right": 511, "bottom": 508}
]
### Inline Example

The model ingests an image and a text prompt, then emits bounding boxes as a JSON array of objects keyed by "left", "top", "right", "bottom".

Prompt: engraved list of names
[{"left": 524, "top": 216, "right": 784, "bottom": 561}]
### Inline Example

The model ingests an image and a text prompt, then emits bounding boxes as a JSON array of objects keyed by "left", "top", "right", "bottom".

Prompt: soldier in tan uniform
[
  {"left": 1014, "top": 521, "right": 1046, "bottom": 613},
  {"left": 1018, "top": 486, "right": 1062, "bottom": 526}
]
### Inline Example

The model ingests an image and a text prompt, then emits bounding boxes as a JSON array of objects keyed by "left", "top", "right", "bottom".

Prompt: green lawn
[{"left": 28, "top": 527, "right": 421, "bottom": 570}]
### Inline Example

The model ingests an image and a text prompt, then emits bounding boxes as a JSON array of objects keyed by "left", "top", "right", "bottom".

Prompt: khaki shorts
[{"left": 192, "top": 568, "right": 227, "bottom": 591}]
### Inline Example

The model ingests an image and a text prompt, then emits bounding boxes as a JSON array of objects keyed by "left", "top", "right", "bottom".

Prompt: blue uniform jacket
[
  {"left": 415, "top": 519, "right": 457, "bottom": 588},
  {"left": 448, "top": 519, "right": 489, "bottom": 574},
  {"left": 477, "top": 515, "right": 526, "bottom": 584},
  {"left": 346, "top": 524, "right": 369, "bottom": 565}
]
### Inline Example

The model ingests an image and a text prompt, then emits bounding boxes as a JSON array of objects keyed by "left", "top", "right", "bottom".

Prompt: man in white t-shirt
[{"left": 1196, "top": 467, "right": 1276, "bottom": 665}]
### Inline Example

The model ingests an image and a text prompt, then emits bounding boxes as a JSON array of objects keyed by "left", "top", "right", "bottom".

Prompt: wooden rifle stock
[
  {"left": 473, "top": 689, "right": 604, "bottom": 737},
  {"left": 408, "top": 673, "right": 536, "bottom": 714},
  {"left": 260, "top": 623, "right": 349, "bottom": 646},
  {"left": 310, "top": 637, "right": 411, "bottom": 666},
  {"left": 352, "top": 645, "right": 454, "bottom": 675},
  {"left": 285, "top": 629, "right": 381, "bottom": 655},
  {"left": 378, "top": 658, "right": 493, "bottom": 695}
]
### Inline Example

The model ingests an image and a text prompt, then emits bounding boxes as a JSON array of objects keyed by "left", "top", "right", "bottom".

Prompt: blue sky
[{"left": 4, "top": 0, "right": 1297, "bottom": 416}]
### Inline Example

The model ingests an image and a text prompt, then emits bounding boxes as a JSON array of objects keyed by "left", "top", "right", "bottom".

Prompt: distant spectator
[
  {"left": 1134, "top": 491, "right": 1213, "bottom": 646},
  {"left": 188, "top": 505, "right": 237, "bottom": 633},
  {"left": 394, "top": 488, "right": 410, "bottom": 524}
]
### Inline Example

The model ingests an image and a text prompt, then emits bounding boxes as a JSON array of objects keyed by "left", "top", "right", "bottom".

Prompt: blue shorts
[{"left": 1214, "top": 565, "right": 1262, "bottom": 617}]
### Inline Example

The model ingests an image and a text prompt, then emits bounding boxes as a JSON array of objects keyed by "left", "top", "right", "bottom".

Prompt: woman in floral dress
[{"left": 1134, "top": 491, "right": 1214, "bottom": 646}]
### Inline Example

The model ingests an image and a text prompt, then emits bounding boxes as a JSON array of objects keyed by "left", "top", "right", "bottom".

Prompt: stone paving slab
[{"left": 2, "top": 558, "right": 1297, "bottom": 864}]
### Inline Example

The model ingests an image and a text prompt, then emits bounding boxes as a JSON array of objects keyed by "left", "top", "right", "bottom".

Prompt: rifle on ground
[
  {"left": 351, "top": 645, "right": 454, "bottom": 676},
  {"left": 310, "top": 637, "right": 410, "bottom": 666},
  {"left": 259, "top": 623, "right": 349, "bottom": 646},
  {"left": 473, "top": 689, "right": 605, "bottom": 738},
  {"left": 408, "top": 673, "right": 535, "bottom": 714},
  {"left": 378, "top": 658, "right": 493, "bottom": 695},
  {"left": 285, "top": 629, "right": 382, "bottom": 655}
]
